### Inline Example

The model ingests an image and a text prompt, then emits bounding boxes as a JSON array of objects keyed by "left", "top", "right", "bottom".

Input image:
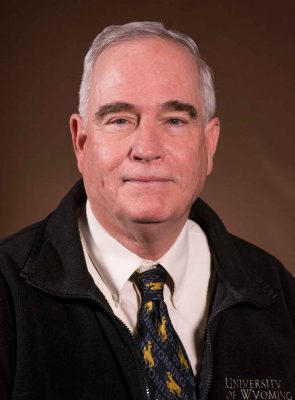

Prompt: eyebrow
[
  {"left": 94, "top": 99, "right": 198, "bottom": 120},
  {"left": 94, "top": 102, "right": 136, "bottom": 120},
  {"left": 161, "top": 100, "right": 198, "bottom": 119}
]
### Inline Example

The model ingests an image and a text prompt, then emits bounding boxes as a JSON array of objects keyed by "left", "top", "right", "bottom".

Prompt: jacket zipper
[
  {"left": 201, "top": 298, "right": 249, "bottom": 400},
  {"left": 70, "top": 295, "right": 151, "bottom": 400},
  {"left": 107, "top": 306, "right": 151, "bottom": 400}
]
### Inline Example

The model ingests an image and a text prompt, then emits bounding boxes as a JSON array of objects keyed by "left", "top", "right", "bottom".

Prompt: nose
[{"left": 130, "top": 121, "right": 165, "bottom": 162}]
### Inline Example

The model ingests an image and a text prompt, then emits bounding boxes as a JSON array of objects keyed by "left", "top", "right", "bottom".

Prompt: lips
[
  {"left": 123, "top": 175, "right": 173, "bottom": 184},
  {"left": 125, "top": 177, "right": 170, "bottom": 182}
]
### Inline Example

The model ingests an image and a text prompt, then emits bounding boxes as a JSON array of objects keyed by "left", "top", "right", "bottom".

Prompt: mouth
[{"left": 123, "top": 176, "right": 173, "bottom": 184}]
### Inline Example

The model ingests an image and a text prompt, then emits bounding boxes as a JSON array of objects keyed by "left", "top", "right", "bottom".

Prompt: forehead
[
  {"left": 95, "top": 36, "right": 197, "bottom": 64},
  {"left": 89, "top": 37, "right": 201, "bottom": 110}
]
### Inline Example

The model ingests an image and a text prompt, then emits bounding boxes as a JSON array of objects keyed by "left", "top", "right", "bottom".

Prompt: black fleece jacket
[{"left": 0, "top": 181, "right": 294, "bottom": 400}]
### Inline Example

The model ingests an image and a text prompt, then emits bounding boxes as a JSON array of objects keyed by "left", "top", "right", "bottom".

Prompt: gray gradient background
[{"left": 1, "top": 1, "right": 294, "bottom": 274}]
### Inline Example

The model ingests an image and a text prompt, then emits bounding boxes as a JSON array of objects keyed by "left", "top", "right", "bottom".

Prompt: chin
[{"left": 123, "top": 204, "right": 171, "bottom": 225}]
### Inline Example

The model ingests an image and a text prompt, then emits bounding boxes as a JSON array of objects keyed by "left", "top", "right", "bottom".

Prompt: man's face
[{"left": 71, "top": 38, "right": 219, "bottom": 234}]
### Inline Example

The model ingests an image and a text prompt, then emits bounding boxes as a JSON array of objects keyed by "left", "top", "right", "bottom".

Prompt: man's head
[{"left": 70, "top": 22, "right": 220, "bottom": 250}]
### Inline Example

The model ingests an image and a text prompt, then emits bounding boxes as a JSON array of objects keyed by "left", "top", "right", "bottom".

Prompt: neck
[{"left": 92, "top": 211, "right": 188, "bottom": 260}]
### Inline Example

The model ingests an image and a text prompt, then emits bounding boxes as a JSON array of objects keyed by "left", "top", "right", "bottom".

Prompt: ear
[
  {"left": 204, "top": 117, "right": 220, "bottom": 176},
  {"left": 69, "top": 113, "right": 87, "bottom": 173}
]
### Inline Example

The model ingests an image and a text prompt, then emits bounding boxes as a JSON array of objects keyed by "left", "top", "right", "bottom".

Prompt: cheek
[
  {"left": 84, "top": 138, "right": 123, "bottom": 177},
  {"left": 178, "top": 143, "right": 208, "bottom": 188}
]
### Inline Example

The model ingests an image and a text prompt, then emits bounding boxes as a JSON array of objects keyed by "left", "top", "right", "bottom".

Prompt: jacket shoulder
[
  {"left": 0, "top": 220, "right": 45, "bottom": 271},
  {"left": 231, "top": 234, "right": 291, "bottom": 274}
]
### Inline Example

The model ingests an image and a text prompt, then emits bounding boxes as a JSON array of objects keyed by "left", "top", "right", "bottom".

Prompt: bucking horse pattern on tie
[{"left": 135, "top": 265, "right": 197, "bottom": 400}]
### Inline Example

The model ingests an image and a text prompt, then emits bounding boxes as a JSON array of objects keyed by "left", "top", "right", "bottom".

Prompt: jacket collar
[
  {"left": 21, "top": 180, "right": 276, "bottom": 308},
  {"left": 20, "top": 180, "right": 108, "bottom": 305},
  {"left": 189, "top": 200, "right": 277, "bottom": 307}
]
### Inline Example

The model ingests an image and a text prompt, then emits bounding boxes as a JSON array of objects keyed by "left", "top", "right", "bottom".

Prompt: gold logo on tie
[
  {"left": 143, "top": 340, "right": 155, "bottom": 368},
  {"left": 145, "top": 282, "right": 164, "bottom": 291},
  {"left": 166, "top": 371, "right": 182, "bottom": 396},
  {"left": 158, "top": 315, "right": 168, "bottom": 342},
  {"left": 145, "top": 301, "right": 153, "bottom": 312},
  {"left": 178, "top": 348, "right": 189, "bottom": 369}
]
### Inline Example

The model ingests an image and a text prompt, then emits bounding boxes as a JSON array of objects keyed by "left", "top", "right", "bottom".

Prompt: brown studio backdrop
[{"left": 0, "top": 0, "right": 294, "bottom": 274}]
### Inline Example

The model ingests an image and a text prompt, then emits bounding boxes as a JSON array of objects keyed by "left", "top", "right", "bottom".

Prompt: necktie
[{"left": 135, "top": 264, "right": 197, "bottom": 400}]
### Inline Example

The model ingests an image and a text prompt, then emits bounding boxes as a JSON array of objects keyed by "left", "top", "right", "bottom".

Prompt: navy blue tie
[{"left": 135, "top": 265, "right": 197, "bottom": 400}]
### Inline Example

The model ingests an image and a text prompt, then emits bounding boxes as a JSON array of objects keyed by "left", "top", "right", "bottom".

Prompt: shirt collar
[
  {"left": 81, "top": 200, "right": 189, "bottom": 306},
  {"left": 82, "top": 201, "right": 142, "bottom": 297}
]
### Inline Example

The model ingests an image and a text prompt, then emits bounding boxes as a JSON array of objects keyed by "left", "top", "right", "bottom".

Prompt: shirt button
[{"left": 112, "top": 293, "right": 119, "bottom": 302}]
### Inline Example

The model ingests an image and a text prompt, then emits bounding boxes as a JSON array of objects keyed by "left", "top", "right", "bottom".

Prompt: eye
[
  {"left": 108, "top": 118, "right": 129, "bottom": 125},
  {"left": 166, "top": 118, "right": 187, "bottom": 126},
  {"left": 102, "top": 114, "right": 137, "bottom": 133}
]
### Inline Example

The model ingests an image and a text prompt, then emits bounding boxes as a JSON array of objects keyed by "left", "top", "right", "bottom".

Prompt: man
[{"left": 0, "top": 21, "right": 294, "bottom": 400}]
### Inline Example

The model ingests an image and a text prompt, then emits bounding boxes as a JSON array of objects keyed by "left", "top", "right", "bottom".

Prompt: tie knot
[{"left": 136, "top": 264, "right": 167, "bottom": 302}]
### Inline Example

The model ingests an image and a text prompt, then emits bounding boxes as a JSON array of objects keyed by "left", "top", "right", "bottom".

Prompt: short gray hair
[{"left": 78, "top": 21, "right": 216, "bottom": 122}]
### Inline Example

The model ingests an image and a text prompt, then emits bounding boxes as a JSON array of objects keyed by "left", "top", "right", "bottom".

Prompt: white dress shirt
[{"left": 78, "top": 200, "right": 211, "bottom": 374}]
